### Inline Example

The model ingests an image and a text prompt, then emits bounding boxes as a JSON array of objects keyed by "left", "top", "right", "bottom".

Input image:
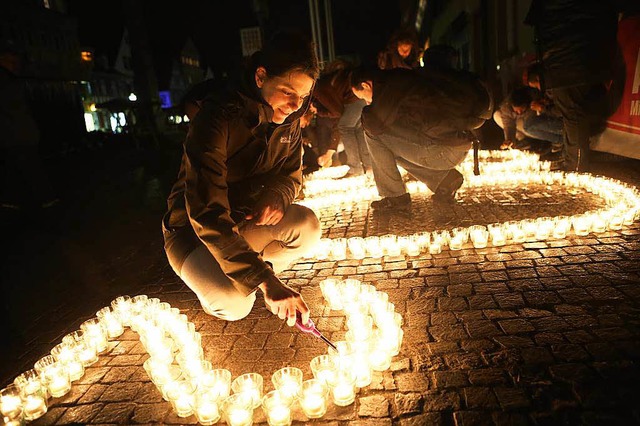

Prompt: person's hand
[
  {"left": 259, "top": 275, "right": 310, "bottom": 326},
  {"left": 317, "top": 150, "right": 335, "bottom": 167},
  {"left": 530, "top": 101, "right": 544, "bottom": 114},
  {"left": 500, "top": 140, "right": 513, "bottom": 150},
  {"left": 245, "top": 191, "right": 285, "bottom": 226}
]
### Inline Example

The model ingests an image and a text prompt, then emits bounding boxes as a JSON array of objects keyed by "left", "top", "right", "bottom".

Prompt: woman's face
[
  {"left": 256, "top": 67, "right": 315, "bottom": 124},
  {"left": 397, "top": 42, "right": 413, "bottom": 59}
]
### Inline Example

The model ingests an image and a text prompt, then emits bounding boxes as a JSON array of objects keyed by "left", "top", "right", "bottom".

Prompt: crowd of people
[{"left": 162, "top": 2, "right": 635, "bottom": 326}]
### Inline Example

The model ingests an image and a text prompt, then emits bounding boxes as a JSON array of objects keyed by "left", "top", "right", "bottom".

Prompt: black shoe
[
  {"left": 432, "top": 169, "right": 463, "bottom": 203},
  {"left": 539, "top": 150, "right": 563, "bottom": 162},
  {"left": 370, "top": 193, "right": 411, "bottom": 211}
]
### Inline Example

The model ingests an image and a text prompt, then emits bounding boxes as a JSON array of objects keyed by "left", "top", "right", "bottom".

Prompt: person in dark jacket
[
  {"left": 524, "top": 0, "right": 622, "bottom": 171},
  {"left": 311, "top": 62, "right": 370, "bottom": 176},
  {"left": 162, "top": 30, "right": 321, "bottom": 327},
  {"left": 351, "top": 67, "right": 492, "bottom": 210}
]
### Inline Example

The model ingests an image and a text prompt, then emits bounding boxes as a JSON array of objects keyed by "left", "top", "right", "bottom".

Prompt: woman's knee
[
  {"left": 201, "top": 291, "right": 256, "bottom": 321},
  {"left": 288, "top": 205, "right": 321, "bottom": 244}
]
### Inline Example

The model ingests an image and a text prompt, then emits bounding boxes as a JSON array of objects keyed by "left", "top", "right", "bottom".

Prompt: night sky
[{"left": 66, "top": 0, "right": 403, "bottom": 82}]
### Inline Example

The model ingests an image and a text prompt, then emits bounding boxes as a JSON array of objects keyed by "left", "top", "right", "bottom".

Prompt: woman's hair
[
  {"left": 510, "top": 86, "right": 533, "bottom": 108},
  {"left": 250, "top": 29, "right": 320, "bottom": 81}
]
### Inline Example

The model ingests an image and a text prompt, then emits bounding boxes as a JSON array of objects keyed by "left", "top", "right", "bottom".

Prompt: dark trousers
[{"left": 550, "top": 83, "right": 609, "bottom": 172}]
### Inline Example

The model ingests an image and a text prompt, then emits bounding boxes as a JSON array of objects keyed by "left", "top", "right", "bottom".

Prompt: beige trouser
[{"left": 179, "top": 204, "right": 321, "bottom": 321}]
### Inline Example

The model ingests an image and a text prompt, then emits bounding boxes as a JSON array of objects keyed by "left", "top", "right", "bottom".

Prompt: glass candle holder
[
  {"left": 21, "top": 392, "right": 48, "bottom": 421},
  {"left": 347, "top": 237, "right": 366, "bottom": 259},
  {"left": 0, "top": 384, "right": 23, "bottom": 419},
  {"left": 199, "top": 368, "right": 232, "bottom": 400},
  {"left": 131, "top": 294, "right": 149, "bottom": 314},
  {"left": 469, "top": 225, "right": 488, "bottom": 249},
  {"left": 143, "top": 359, "right": 181, "bottom": 387},
  {"left": 231, "top": 373, "right": 263, "bottom": 409},
  {"left": 80, "top": 317, "right": 108, "bottom": 353},
  {"left": 40, "top": 362, "right": 72, "bottom": 398},
  {"left": 13, "top": 369, "right": 44, "bottom": 397},
  {"left": 299, "top": 379, "right": 328, "bottom": 419},
  {"left": 195, "top": 390, "right": 221, "bottom": 425},
  {"left": 319, "top": 278, "right": 342, "bottom": 310},
  {"left": 328, "top": 370, "right": 356, "bottom": 407},
  {"left": 261, "top": 390, "right": 292, "bottom": 426},
  {"left": 96, "top": 306, "right": 124, "bottom": 339},
  {"left": 310, "top": 354, "right": 338, "bottom": 386},
  {"left": 221, "top": 393, "right": 253, "bottom": 426},
  {"left": 271, "top": 367, "right": 303, "bottom": 404},
  {"left": 364, "top": 236, "right": 383, "bottom": 258},
  {"left": 507, "top": 220, "right": 526, "bottom": 243},
  {"left": 166, "top": 380, "right": 196, "bottom": 418},
  {"left": 50, "top": 342, "right": 84, "bottom": 382},
  {"left": 110, "top": 295, "right": 133, "bottom": 326}
]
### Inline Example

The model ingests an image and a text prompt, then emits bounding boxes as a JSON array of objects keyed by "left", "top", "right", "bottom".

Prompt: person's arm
[
  {"left": 499, "top": 101, "right": 517, "bottom": 142},
  {"left": 184, "top": 102, "right": 275, "bottom": 296}
]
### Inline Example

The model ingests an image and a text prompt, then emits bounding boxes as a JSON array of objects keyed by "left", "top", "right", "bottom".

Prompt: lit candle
[
  {"left": 195, "top": 400, "right": 220, "bottom": 425},
  {"left": 231, "top": 373, "right": 263, "bottom": 409},
  {"left": 22, "top": 394, "right": 47, "bottom": 421},
  {"left": 267, "top": 404, "right": 290, "bottom": 426},
  {"left": 0, "top": 386, "right": 22, "bottom": 418},
  {"left": 45, "top": 368, "right": 71, "bottom": 398},
  {"left": 331, "top": 380, "right": 355, "bottom": 406},
  {"left": 227, "top": 406, "right": 252, "bottom": 426}
]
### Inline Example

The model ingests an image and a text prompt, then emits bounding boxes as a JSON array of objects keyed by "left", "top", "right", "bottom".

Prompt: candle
[
  {"left": 199, "top": 368, "right": 231, "bottom": 400},
  {"left": 271, "top": 367, "right": 302, "bottom": 404},
  {"left": 222, "top": 394, "right": 253, "bottom": 426},
  {"left": 300, "top": 379, "right": 327, "bottom": 418},
  {"left": 231, "top": 373, "right": 263, "bottom": 409},
  {"left": 22, "top": 394, "right": 47, "bottom": 421},
  {"left": 0, "top": 385, "right": 22, "bottom": 418},
  {"left": 262, "top": 390, "right": 291, "bottom": 426},
  {"left": 45, "top": 368, "right": 71, "bottom": 398},
  {"left": 331, "top": 380, "right": 355, "bottom": 406},
  {"left": 195, "top": 400, "right": 220, "bottom": 425},
  {"left": 195, "top": 391, "right": 221, "bottom": 425}
]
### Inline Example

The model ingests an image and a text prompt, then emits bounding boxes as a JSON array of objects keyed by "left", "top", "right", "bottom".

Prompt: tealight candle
[
  {"left": 199, "top": 368, "right": 232, "bottom": 400},
  {"left": 310, "top": 354, "right": 338, "bottom": 385},
  {"left": 13, "top": 369, "right": 43, "bottom": 396},
  {"left": 262, "top": 390, "right": 292, "bottom": 426},
  {"left": 231, "top": 372, "right": 263, "bottom": 409},
  {"left": 271, "top": 367, "right": 303, "bottom": 404},
  {"left": 22, "top": 394, "right": 47, "bottom": 421},
  {"left": 0, "top": 385, "right": 22, "bottom": 418},
  {"left": 329, "top": 371, "right": 356, "bottom": 406},
  {"left": 299, "top": 379, "right": 328, "bottom": 418},
  {"left": 221, "top": 394, "right": 253, "bottom": 426},
  {"left": 195, "top": 391, "right": 220, "bottom": 425}
]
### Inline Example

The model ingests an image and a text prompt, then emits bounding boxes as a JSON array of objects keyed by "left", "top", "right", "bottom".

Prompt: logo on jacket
[{"left": 279, "top": 135, "right": 292, "bottom": 144}]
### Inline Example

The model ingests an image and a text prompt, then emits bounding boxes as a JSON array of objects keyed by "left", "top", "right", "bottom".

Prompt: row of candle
[{"left": 1, "top": 282, "right": 403, "bottom": 426}]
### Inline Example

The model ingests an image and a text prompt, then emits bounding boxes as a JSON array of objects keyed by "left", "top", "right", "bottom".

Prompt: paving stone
[{"left": 358, "top": 394, "right": 390, "bottom": 417}]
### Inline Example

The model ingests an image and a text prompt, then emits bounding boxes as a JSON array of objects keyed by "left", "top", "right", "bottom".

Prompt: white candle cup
[
  {"left": 0, "top": 384, "right": 23, "bottom": 419},
  {"left": 41, "top": 364, "right": 71, "bottom": 398},
  {"left": 194, "top": 390, "right": 221, "bottom": 425},
  {"left": 221, "top": 393, "right": 253, "bottom": 426},
  {"left": 328, "top": 370, "right": 356, "bottom": 407},
  {"left": 22, "top": 393, "right": 47, "bottom": 421},
  {"left": 13, "top": 369, "right": 44, "bottom": 398},
  {"left": 572, "top": 214, "right": 592, "bottom": 236},
  {"left": 231, "top": 373, "right": 264, "bottom": 410},
  {"left": 143, "top": 360, "right": 181, "bottom": 387},
  {"left": 110, "top": 295, "right": 133, "bottom": 326},
  {"left": 364, "top": 236, "right": 383, "bottom": 258},
  {"left": 261, "top": 390, "right": 292, "bottom": 426},
  {"left": 96, "top": 306, "right": 124, "bottom": 338},
  {"left": 341, "top": 278, "right": 362, "bottom": 301},
  {"left": 166, "top": 380, "right": 196, "bottom": 418},
  {"left": 271, "top": 367, "right": 303, "bottom": 404},
  {"left": 299, "top": 379, "right": 329, "bottom": 419},
  {"left": 319, "top": 278, "right": 343, "bottom": 310},
  {"left": 198, "top": 368, "right": 232, "bottom": 400},
  {"left": 131, "top": 294, "right": 149, "bottom": 314},
  {"left": 50, "top": 340, "right": 85, "bottom": 382},
  {"left": 347, "top": 237, "right": 367, "bottom": 259},
  {"left": 469, "top": 225, "right": 489, "bottom": 249},
  {"left": 506, "top": 221, "right": 526, "bottom": 243},
  {"left": 80, "top": 318, "right": 108, "bottom": 353},
  {"left": 552, "top": 216, "right": 570, "bottom": 239},
  {"left": 310, "top": 354, "right": 338, "bottom": 386}
]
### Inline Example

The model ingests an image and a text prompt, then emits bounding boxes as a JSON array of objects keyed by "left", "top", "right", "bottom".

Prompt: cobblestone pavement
[{"left": 1, "top": 144, "right": 640, "bottom": 425}]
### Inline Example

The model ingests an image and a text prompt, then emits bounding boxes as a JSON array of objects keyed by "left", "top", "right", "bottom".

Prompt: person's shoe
[
  {"left": 432, "top": 169, "right": 463, "bottom": 203},
  {"left": 370, "top": 193, "right": 411, "bottom": 211},
  {"left": 539, "top": 150, "right": 563, "bottom": 163}
]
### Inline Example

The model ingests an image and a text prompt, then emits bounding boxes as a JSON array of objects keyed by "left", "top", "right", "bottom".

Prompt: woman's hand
[
  {"left": 245, "top": 191, "right": 285, "bottom": 226},
  {"left": 317, "top": 150, "right": 335, "bottom": 167},
  {"left": 259, "top": 275, "right": 310, "bottom": 326}
]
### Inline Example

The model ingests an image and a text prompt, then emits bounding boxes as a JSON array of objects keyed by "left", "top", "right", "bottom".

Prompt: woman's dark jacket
[{"left": 162, "top": 72, "right": 309, "bottom": 296}]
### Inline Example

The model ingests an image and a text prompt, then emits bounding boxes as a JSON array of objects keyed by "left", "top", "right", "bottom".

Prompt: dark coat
[
  {"left": 361, "top": 68, "right": 492, "bottom": 146},
  {"left": 524, "top": 0, "right": 620, "bottom": 89},
  {"left": 162, "top": 70, "right": 309, "bottom": 295}
]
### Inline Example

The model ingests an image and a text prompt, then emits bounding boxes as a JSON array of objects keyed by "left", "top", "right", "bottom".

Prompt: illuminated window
[
  {"left": 84, "top": 113, "right": 95, "bottom": 132},
  {"left": 81, "top": 51, "right": 93, "bottom": 62}
]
